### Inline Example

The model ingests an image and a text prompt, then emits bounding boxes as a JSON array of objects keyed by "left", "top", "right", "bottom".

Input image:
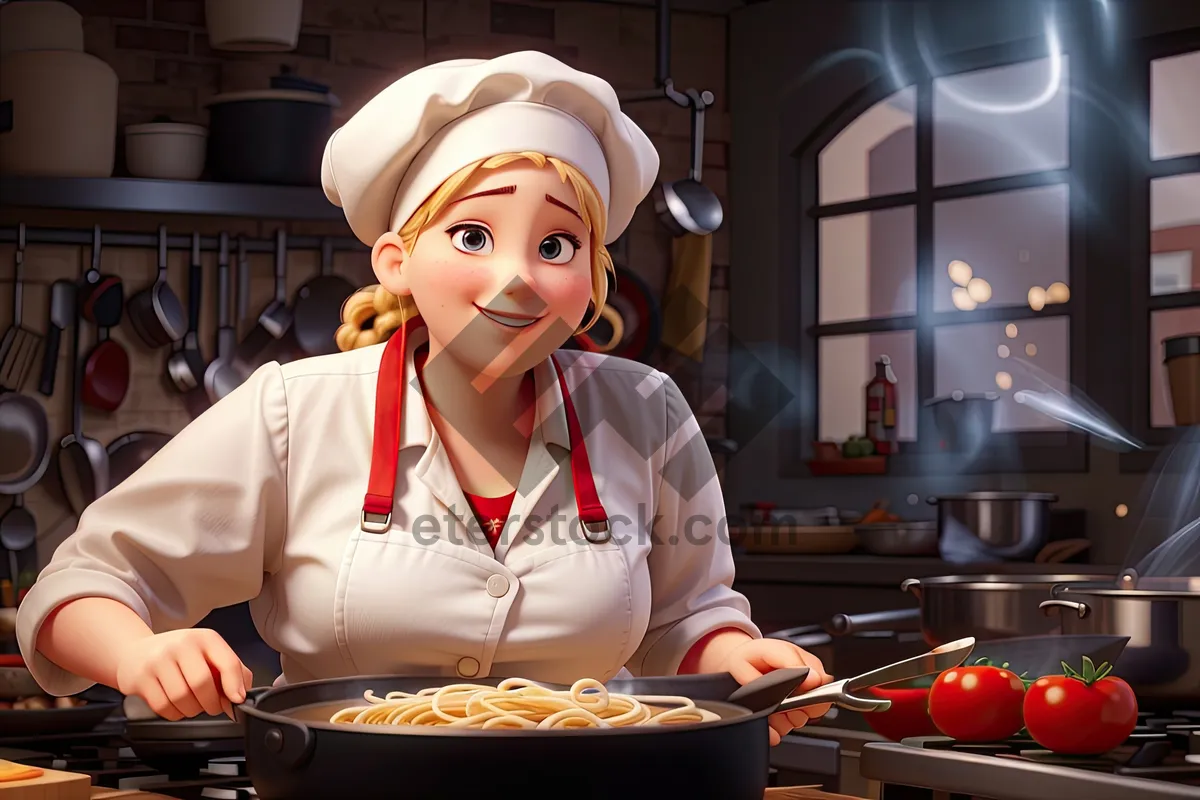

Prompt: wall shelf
[{"left": 0, "top": 175, "right": 344, "bottom": 221}]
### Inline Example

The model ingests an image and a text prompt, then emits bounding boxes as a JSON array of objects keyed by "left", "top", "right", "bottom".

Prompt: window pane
[
  {"left": 1151, "top": 173, "right": 1200, "bottom": 296},
  {"left": 933, "top": 184, "right": 1069, "bottom": 312},
  {"left": 1151, "top": 51, "right": 1200, "bottom": 160},
  {"left": 819, "top": 207, "right": 916, "bottom": 324},
  {"left": 819, "top": 87, "right": 916, "bottom": 206},
  {"left": 933, "top": 56, "right": 1069, "bottom": 187},
  {"left": 819, "top": 331, "right": 917, "bottom": 443},
  {"left": 1151, "top": 307, "right": 1200, "bottom": 428},
  {"left": 933, "top": 317, "right": 1070, "bottom": 432}
]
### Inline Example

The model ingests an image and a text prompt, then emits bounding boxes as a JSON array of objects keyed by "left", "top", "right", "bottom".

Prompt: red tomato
[
  {"left": 1023, "top": 658, "right": 1138, "bottom": 754},
  {"left": 928, "top": 662, "right": 1026, "bottom": 742},
  {"left": 864, "top": 685, "right": 939, "bottom": 741}
]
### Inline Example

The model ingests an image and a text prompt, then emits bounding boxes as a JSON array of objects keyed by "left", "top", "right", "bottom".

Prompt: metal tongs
[{"left": 728, "top": 637, "right": 976, "bottom": 716}]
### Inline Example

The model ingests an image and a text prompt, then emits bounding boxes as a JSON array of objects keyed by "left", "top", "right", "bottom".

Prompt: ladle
[{"left": 0, "top": 494, "right": 36, "bottom": 589}]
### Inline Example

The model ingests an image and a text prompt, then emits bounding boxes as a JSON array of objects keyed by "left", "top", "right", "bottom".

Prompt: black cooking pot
[
  {"left": 204, "top": 72, "right": 339, "bottom": 186},
  {"left": 237, "top": 670, "right": 832, "bottom": 800}
]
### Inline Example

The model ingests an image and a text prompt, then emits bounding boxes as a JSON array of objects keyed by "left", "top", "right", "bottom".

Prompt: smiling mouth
[{"left": 475, "top": 305, "right": 544, "bottom": 329}]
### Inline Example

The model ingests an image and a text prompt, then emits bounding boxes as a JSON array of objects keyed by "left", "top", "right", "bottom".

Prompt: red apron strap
[
  {"left": 360, "top": 316, "right": 421, "bottom": 533},
  {"left": 361, "top": 322, "right": 610, "bottom": 543},
  {"left": 551, "top": 354, "right": 610, "bottom": 544}
]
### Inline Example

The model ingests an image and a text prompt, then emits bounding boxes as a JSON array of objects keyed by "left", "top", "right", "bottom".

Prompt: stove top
[
  {"left": 860, "top": 711, "right": 1200, "bottom": 799},
  {"left": 0, "top": 723, "right": 257, "bottom": 799}
]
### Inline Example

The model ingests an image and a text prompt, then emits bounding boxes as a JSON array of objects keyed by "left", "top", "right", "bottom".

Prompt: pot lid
[
  {"left": 930, "top": 491, "right": 1058, "bottom": 501},
  {"left": 1164, "top": 333, "right": 1200, "bottom": 360},
  {"left": 126, "top": 121, "right": 207, "bottom": 136},
  {"left": 205, "top": 89, "right": 342, "bottom": 107}
]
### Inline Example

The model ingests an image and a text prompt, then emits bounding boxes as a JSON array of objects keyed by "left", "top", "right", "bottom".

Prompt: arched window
[{"left": 804, "top": 49, "right": 1078, "bottom": 472}]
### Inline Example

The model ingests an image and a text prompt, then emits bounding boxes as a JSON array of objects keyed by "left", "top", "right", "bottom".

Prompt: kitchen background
[
  {"left": 0, "top": 0, "right": 734, "bottom": 580},
  {"left": 0, "top": 0, "right": 1198, "bottom": 641},
  {"left": 3, "top": 1, "right": 1200, "bottom": 796}
]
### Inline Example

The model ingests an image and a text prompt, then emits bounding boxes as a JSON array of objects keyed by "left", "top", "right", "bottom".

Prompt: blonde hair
[{"left": 336, "top": 152, "right": 615, "bottom": 352}]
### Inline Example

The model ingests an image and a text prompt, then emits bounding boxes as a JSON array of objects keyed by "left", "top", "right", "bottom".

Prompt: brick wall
[{"left": 0, "top": 0, "right": 733, "bottom": 570}]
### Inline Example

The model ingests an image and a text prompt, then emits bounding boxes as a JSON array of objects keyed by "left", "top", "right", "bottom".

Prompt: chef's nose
[{"left": 496, "top": 256, "right": 544, "bottom": 304}]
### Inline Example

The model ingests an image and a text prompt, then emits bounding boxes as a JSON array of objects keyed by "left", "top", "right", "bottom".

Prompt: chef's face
[{"left": 377, "top": 160, "right": 595, "bottom": 380}]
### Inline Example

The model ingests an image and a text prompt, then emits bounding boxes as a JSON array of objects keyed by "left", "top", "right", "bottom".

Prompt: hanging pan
[
  {"left": 79, "top": 225, "right": 129, "bottom": 412},
  {"left": 128, "top": 225, "right": 186, "bottom": 348},
  {"left": 292, "top": 237, "right": 354, "bottom": 356}
]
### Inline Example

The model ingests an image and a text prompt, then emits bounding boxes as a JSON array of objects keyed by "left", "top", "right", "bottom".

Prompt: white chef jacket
[{"left": 17, "top": 325, "right": 760, "bottom": 697}]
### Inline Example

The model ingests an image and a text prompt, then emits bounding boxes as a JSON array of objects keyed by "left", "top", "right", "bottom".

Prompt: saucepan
[
  {"left": 827, "top": 573, "right": 1112, "bottom": 645},
  {"left": 238, "top": 639, "right": 974, "bottom": 800},
  {"left": 1041, "top": 567, "right": 1200, "bottom": 707}
]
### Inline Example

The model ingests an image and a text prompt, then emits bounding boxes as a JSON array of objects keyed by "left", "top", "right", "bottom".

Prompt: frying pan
[
  {"left": 232, "top": 229, "right": 293, "bottom": 382},
  {"left": 591, "top": 265, "right": 662, "bottom": 362},
  {"left": 58, "top": 277, "right": 110, "bottom": 517},
  {"left": 204, "top": 233, "right": 241, "bottom": 403},
  {"left": 106, "top": 430, "right": 172, "bottom": 490},
  {"left": 239, "top": 640, "right": 974, "bottom": 800},
  {"left": 0, "top": 660, "right": 122, "bottom": 737},
  {"left": 78, "top": 225, "right": 124, "bottom": 328},
  {"left": 0, "top": 390, "right": 49, "bottom": 495},
  {"left": 127, "top": 225, "right": 186, "bottom": 349},
  {"left": 292, "top": 237, "right": 354, "bottom": 357},
  {"left": 38, "top": 280, "right": 75, "bottom": 397},
  {"left": 78, "top": 227, "right": 129, "bottom": 411},
  {"left": 167, "top": 232, "right": 207, "bottom": 392}
]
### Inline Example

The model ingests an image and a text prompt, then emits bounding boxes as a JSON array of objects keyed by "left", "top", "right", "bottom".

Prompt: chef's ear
[{"left": 371, "top": 232, "right": 412, "bottom": 298}]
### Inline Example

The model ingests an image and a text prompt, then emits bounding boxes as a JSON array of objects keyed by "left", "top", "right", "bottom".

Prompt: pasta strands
[{"left": 329, "top": 678, "right": 721, "bottom": 730}]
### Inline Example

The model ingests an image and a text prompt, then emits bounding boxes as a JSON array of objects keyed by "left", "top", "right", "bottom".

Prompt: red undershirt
[
  {"left": 413, "top": 345, "right": 517, "bottom": 550},
  {"left": 413, "top": 346, "right": 740, "bottom": 668}
]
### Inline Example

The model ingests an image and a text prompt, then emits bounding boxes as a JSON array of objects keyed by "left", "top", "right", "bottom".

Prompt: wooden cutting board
[{"left": 0, "top": 763, "right": 91, "bottom": 800}]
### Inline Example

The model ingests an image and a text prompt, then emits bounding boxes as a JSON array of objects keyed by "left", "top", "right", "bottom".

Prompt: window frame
[
  {"left": 1121, "top": 27, "right": 1200, "bottom": 473},
  {"left": 783, "top": 35, "right": 1089, "bottom": 479}
]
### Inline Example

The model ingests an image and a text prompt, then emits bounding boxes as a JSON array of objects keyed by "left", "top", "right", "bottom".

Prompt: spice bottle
[{"left": 865, "top": 355, "right": 899, "bottom": 455}]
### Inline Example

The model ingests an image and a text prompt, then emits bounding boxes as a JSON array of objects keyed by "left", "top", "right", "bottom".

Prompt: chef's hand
[
  {"left": 115, "top": 628, "right": 253, "bottom": 721},
  {"left": 723, "top": 638, "right": 833, "bottom": 746}
]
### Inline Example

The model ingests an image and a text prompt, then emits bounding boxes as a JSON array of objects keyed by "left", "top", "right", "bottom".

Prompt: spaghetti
[{"left": 329, "top": 678, "right": 722, "bottom": 730}]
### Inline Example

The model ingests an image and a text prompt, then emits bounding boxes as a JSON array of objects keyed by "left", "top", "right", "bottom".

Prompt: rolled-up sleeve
[
  {"left": 16, "top": 362, "right": 289, "bottom": 696},
  {"left": 626, "top": 373, "right": 761, "bottom": 677}
]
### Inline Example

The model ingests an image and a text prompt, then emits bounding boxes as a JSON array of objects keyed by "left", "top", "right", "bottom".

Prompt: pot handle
[
  {"left": 825, "top": 608, "right": 920, "bottom": 636},
  {"left": 1039, "top": 599, "right": 1091, "bottom": 619},
  {"left": 900, "top": 578, "right": 923, "bottom": 600},
  {"left": 237, "top": 693, "right": 315, "bottom": 771}
]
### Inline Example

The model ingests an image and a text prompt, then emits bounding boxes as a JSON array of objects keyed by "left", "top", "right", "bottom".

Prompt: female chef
[{"left": 17, "top": 51, "right": 830, "bottom": 745}]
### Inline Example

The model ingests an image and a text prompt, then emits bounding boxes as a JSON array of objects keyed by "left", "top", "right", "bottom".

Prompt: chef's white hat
[{"left": 321, "top": 51, "right": 660, "bottom": 246}]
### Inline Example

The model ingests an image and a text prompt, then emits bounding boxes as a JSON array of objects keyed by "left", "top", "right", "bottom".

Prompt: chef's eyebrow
[
  {"left": 545, "top": 194, "right": 582, "bottom": 220},
  {"left": 450, "top": 186, "right": 516, "bottom": 205}
]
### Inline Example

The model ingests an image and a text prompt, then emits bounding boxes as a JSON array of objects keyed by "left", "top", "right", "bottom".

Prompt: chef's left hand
[{"left": 723, "top": 638, "right": 833, "bottom": 746}]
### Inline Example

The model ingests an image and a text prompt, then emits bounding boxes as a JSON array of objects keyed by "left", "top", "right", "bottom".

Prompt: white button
[
  {"left": 457, "top": 657, "right": 480, "bottom": 678},
  {"left": 486, "top": 574, "right": 510, "bottom": 598}
]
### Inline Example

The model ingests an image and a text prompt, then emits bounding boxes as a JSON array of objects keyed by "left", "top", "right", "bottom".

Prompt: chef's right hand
[{"left": 115, "top": 628, "right": 253, "bottom": 721}]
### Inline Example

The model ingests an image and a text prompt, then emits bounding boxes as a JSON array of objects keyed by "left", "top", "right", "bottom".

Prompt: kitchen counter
[
  {"left": 87, "top": 786, "right": 862, "bottom": 799},
  {"left": 734, "top": 554, "right": 1117, "bottom": 587}
]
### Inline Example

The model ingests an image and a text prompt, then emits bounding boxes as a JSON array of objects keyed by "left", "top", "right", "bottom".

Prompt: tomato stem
[{"left": 1059, "top": 656, "right": 1114, "bottom": 686}]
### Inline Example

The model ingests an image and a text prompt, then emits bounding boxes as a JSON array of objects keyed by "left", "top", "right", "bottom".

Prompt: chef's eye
[
  {"left": 539, "top": 234, "right": 579, "bottom": 265},
  {"left": 449, "top": 225, "right": 493, "bottom": 255}
]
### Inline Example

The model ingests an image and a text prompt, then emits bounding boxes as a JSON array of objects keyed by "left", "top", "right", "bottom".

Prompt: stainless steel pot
[
  {"left": 929, "top": 492, "right": 1056, "bottom": 562},
  {"left": 856, "top": 521, "right": 939, "bottom": 556},
  {"left": 1040, "top": 568, "right": 1200, "bottom": 705},
  {"left": 828, "top": 573, "right": 1109, "bottom": 646}
]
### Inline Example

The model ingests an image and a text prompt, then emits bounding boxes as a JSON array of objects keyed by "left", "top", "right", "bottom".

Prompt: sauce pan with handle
[{"left": 238, "top": 639, "right": 974, "bottom": 800}]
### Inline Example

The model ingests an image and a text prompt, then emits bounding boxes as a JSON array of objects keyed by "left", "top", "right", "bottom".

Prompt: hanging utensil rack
[{"left": 0, "top": 225, "right": 367, "bottom": 254}]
